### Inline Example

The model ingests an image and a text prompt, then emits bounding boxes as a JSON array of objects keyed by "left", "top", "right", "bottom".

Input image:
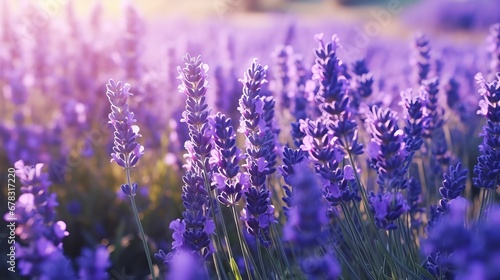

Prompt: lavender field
[{"left": 1, "top": 0, "right": 500, "bottom": 279}]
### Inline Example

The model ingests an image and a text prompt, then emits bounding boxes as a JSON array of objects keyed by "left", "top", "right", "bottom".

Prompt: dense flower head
[
  {"left": 350, "top": 59, "right": 374, "bottom": 109},
  {"left": 167, "top": 249, "right": 207, "bottom": 280},
  {"left": 241, "top": 187, "right": 275, "bottom": 247},
  {"left": 310, "top": 34, "right": 362, "bottom": 156},
  {"left": 284, "top": 164, "right": 327, "bottom": 248},
  {"left": 473, "top": 72, "right": 500, "bottom": 190},
  {"left": 238, "top": 58, "right": 276, "bottom": 247},
  {"left": 368, "top": 191, "right": 409, "bottom": 230},
  {"left": 445, "top": 77, "right": 475, "bottom": 124},
  {"left": 488, "top": 23, "right": 500, "bottom": 76},
  {"left": 439, "top": 162, "right": 467, "bottom": 201},
  {"left": 280, "top": 146, "right": 308, "bottom": 216},
  {"left": 283, "top": 165, "right": 341, "bottom": 279},
  {"left": 366, "top": 106, "right": 408, "bottom": 190},
  {"left": 5, "top": 161, "right": 70, "bottom": 278},
  {"left": 291, "top": 53, "right": 310, "bottom": 122},
  {"left": 178, "top": 171, "right": 214, "bottom": 259},
  {"left": 312, "top": 33, "right": 349, "bottom": 109},
  {"left": 271, "top": 44, "right": 294, "bottom": 108},
  {"left": 280, "top": 146, "right": 308, "bottom": 182},
  {"left": 424, "top": 197, "right": 500, "bottom": 279},
  {"left": 122, "top": 3, "right": 144, "bottom": 81},
  {"left": 179, "top": 54, "right": 213, "bottom": 174},
  {"left": 421, "top": 76, "right": 444, "bottom": 138},
  {"left": 210, "top": 113, "right": 247, "bottom": 206},
  {"left": 300, "top": 118, "right": 338, "bottom": 164},
  {"left": 400, "top": 88, "right": 425, "bottom": 156},
  {"left": 106, "top": 79, "right": 144, "bottom": 169},
  {"left": 77, "top": 246, "right": 110, "bottom": 280},
  {"left": 407, "top": 177, "right": 424, "bottom": 229},
  {"left": 412, "top": 33, "right": 432, "bottom": 84},
  {"left": 454, "top": 207, "right": 500, "bottom": 280}
]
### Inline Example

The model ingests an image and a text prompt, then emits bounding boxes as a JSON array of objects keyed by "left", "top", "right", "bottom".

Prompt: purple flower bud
[
  {"left": 106, "top": 79, "right": 144, "bottom": 169},
  {"left": 368, "top": 191, "right": 409, "bottom": 230},
  {"left": 121, "top": 183, "right": 138, "bottom": 197}
]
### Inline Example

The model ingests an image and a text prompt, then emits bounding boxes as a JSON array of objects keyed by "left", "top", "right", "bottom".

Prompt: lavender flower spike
[
  {"left": 366, "top": 106, "right": 408, "bottom": 191},
  {"left": 106, "top": 79, "right": 144, "bottom": 170},
  {"left": 474, "top": 73, "right": 500, "bottom": 190},
  {"left": 210, "top": 112, "right": 246, "bottom": 206},
  {"left": 368, "top": 191, "right": 409, "bottom": 230},
  {"left": 284, "top": 164, "right": 341, "bottom": 279},
  {"left": 179, "top": 54, "right": 213, "bottom": 174},
  {"left": 5, "top": 161, "right": 71, "bottom": 278},
  {"left": 238, "top": 58, "right": 276, "bottom": 247},
  {"left": 437, "top": 162, "right": 467, "bottom": 214}
]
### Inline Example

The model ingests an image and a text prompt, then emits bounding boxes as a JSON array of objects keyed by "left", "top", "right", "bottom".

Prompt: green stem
[
  {"left": 256, "top": 242, "right": 266, "bottom": 278},
  {"left": 231, "top": 205, "right": 253, "bottom": 280},
  {"left": 125, "top": 167, "right": 156, "bottom": 280}
]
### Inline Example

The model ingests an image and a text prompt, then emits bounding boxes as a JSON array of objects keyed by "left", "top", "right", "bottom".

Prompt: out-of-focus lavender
[{"left": 1, "top": 1, "right": 500, "bottom": 279}]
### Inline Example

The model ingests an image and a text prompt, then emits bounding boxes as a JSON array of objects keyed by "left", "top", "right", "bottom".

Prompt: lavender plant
[
  {"left": 2, "top": 2, "right": 500, "bottom": 279},
  {"left": 106, "top": 79, "right": 154, "bottom": 279}
]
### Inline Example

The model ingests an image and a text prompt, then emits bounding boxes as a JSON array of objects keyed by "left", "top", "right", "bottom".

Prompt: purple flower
[
  {"left": 400, "top": 88, "right": 424, "bottom": 157},
  {"left": 179, "top": 171, "right": 214, "bottom": 259},
  {"left": 122, "top": 3, "right": 144, "bottom": 81},
  {"left": 311, "top": 34, "right": 362, "bottom": 156},
  {"left": 366, "top": 106, "right": 408, "bottom": 190},
  {"left": 368, "top": 191, "right": 409, "bottom": 230},
  {"left": 284, "top": 164, "right": 327, "bottom": 247},
  {"left": 407, "top": 178, "right": 424, "bottom": 229},
  {"left": 299, "top": 118, "right": 357, "bottom": 207},
  {"left": 422, "top": 77, "right": 444, "bottom": 138},
  {"left": 106, "top": 79, "right": 144, "bottom": 170},
  {"left": 280, "top": 146, "right": 307, "bottom": 183},
  {"left": 349, "top": 59, "right": 374, "bottom": 110},
  {"left": 210, "top": 113, "right": 246, "bottom": 206},
  {"left": 438, "top": 162, "right": 467, "bottom": 213},
  {"left": 4, "top": 161, "right": 70, "bottom": 278},
  {"left": 474, "top": 73, "right": 500, "bottom": 190},
  {"left": 178, "top": 54, "right": 213, "bottom": 174},
  {"left": 488, "top": 23, "right": 500, "bottom": 76},
  {"left": 167, "top": 249, "right": 206, "bottom": 280},
  {"left": 271, "top": 45, "right": 294, "bottom": 109},
  {"left": 77, "top": 246, "right": 110, "bottom": 280},
  {"left": 411, "top": 33, "right": 432, "bottom": 85},
  {"left": 238, "top": 59, "right": 276, "bottom": 248}
]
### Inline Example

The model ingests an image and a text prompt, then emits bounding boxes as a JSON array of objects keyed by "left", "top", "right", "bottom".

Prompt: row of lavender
[{"left": 1, "top": 1, "right": 500, "bottom": 280}]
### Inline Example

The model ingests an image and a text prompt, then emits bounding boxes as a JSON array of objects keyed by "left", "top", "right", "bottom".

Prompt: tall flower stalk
[
  {"left": 238, "top": 59, "right": 276, "bottom": 249},
  {"left": 175, "top": 54, "right": 237, "bottom": 279},
  {"left": 474, "top": 72, "right": 500, "bottom": 221},
  {"left": 106, "top": 79, "right": 155, "bottom": 280}
]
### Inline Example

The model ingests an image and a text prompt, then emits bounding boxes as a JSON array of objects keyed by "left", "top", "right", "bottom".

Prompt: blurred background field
[{"left": 0, "top": 0, "right": 499, "bottom": 279}]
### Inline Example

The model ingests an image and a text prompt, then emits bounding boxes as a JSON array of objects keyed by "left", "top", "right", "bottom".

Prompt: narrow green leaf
[
  {"left": 415, "top": 262, "right": 436, "bottom": 279},
  {"left": 230, "top": 257, "right": 243, "bottom": 280},
  {"left": 375, "top": 241, "right": 422, "bottom": 279}
]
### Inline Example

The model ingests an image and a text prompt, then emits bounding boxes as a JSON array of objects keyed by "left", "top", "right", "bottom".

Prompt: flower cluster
[
  {"left": 349, "top": 59, "right": 374, "bottom": 110},
  {"left": 474, "top": 73, "right": 500, "bottom": 190},
  {"left": 210, "top": 112, "right": 246, "bottom": 206},
  {"left": 412, "top": 33, "right": 432, "bottom": 84},
  {"left": 238, "top": 59, "right": 276, "bottom": 248},
  {"left": 437, "top": 162, "right": 467, "bottom": 214},
  {"left": 366, "top": 106, "right": 408, "bottom": 191},
  {"left": 400, "top": 89, "right": 425, "bottom": 162},
  {"left": 106, "top": 79, "right": 144, "bottom": 170},
  {"left": 179, "top": 54, "right": 213, "bottom": 174},
  {"left": 312, "top": 33, "right": 363, "bottom": 156},
  {"left": 284, "top": 164, "right": 341, "bottom": 279},
  {"left": 5, "top": 161, "right": 70, "bottom": 277},
  {"left": 368, "top": 191, "right": 409, "bottom": 230}
]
